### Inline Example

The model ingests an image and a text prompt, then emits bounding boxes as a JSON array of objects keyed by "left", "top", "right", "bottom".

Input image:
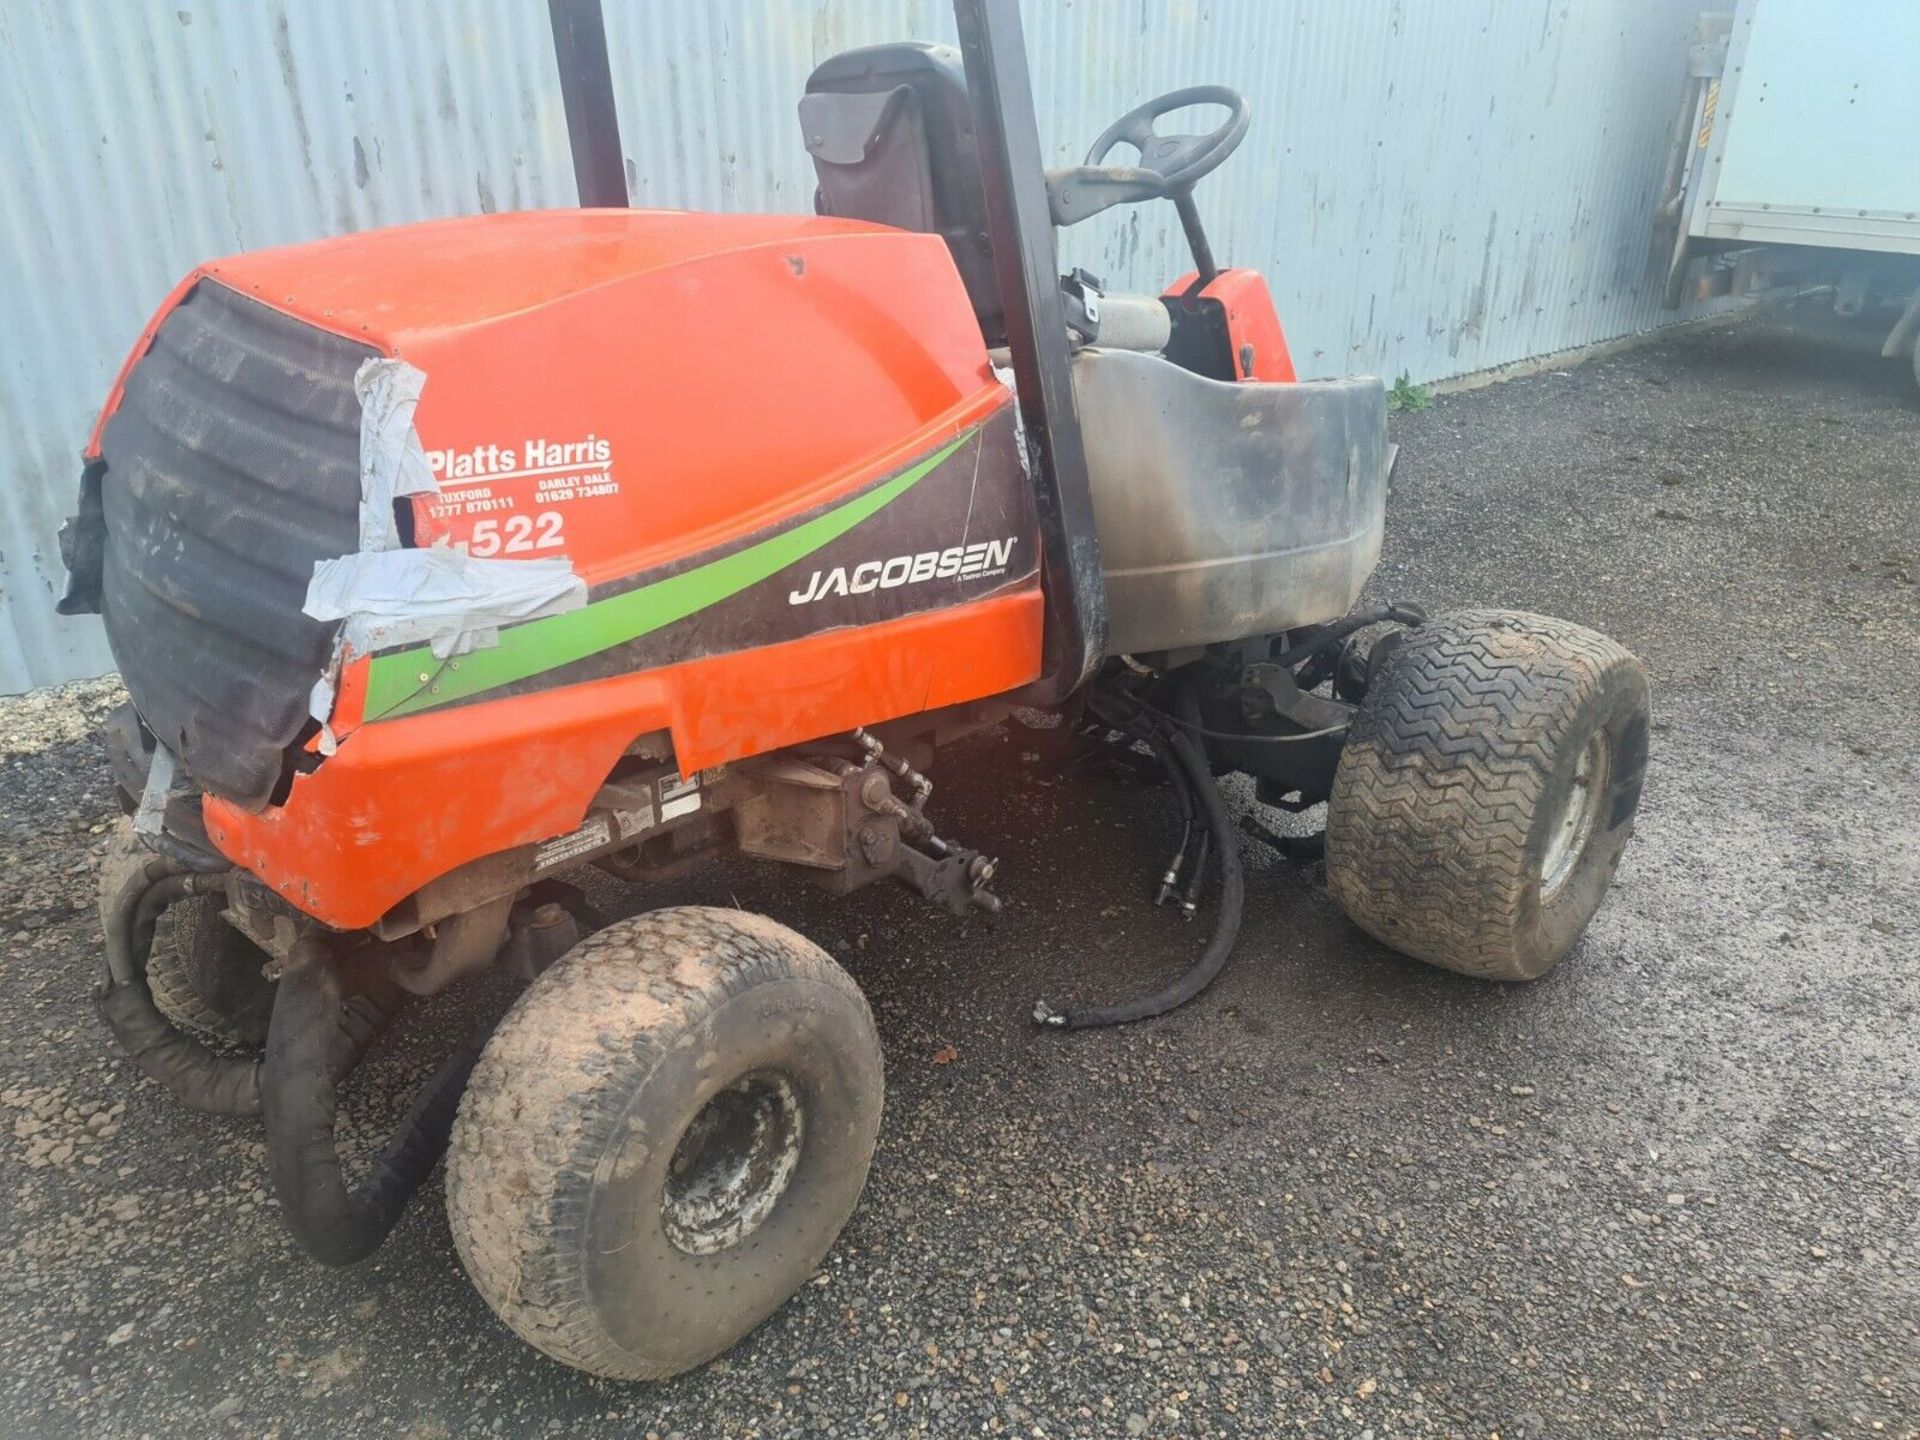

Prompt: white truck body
[{"left": 1685, "top": 0, "right": 1919, "bottom": 256}]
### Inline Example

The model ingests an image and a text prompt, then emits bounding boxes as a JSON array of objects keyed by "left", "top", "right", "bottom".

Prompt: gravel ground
[{"left": 2, "top": 305, "right": 1916, "bottom": 1439}]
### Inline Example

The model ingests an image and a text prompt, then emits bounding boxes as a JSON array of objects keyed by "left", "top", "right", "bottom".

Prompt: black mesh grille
[{"left": 98, "top": 281, "right": 375, "bottom": 810}]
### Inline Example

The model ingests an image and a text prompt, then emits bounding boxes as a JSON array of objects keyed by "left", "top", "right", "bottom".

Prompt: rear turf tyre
[
  {"left": 1325, "top": 610, "right": 1649, "bottom": 981},
  {"left": 146, "top": 895, "right": 277, "bottom": 1047},
  {"left": 446, "top": 906, "right": 883, "bottom": 1380}
]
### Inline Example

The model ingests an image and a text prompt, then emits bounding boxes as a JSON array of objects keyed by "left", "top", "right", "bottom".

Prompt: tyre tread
[
  {"left": 1325, "top": 609, "right": 1642, "bottom": 980},
  {"left": 146, "top": 897, "right": 271, "bottom": 1047},
  {"left": 446, "top": 906, "right": 874, "bottom": 1380}
]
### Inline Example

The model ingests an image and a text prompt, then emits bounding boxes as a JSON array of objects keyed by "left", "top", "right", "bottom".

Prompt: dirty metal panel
[{"left": 1071, "top": 350, "right": 1388, "bottom": 656}]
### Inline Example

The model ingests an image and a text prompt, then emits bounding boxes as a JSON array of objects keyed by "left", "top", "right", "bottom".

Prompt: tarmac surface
[{"left": 1, "top": 305, "right": 1916, "bottom": 1438}]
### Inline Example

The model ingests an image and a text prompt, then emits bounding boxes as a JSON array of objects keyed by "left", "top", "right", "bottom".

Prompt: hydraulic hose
[
  {"left": 96, "top": 856, "right": 264, "bottom": 1118},
  {"left": 97, "top": 842, "right": 400, "bottom": 1120},
  {"left": 1271, "top": 603, "right": 1426, "bottom": 668},
  {"left": 261, "top": 937, "right": 482, "bottom": 1266},
  {"left": 1035, "top": 715, "right": 1247, "bottom": 1029},
  {"left": 1143, "top": 724, "right": 1195, "bottom": 907}
]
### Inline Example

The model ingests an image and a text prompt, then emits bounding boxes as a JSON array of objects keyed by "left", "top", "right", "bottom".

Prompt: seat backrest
[{"left": 801, "top": 43, "right": 1004, "bottom": 344}]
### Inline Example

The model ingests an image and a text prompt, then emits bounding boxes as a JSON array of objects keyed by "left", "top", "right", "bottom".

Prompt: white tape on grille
[{"left": 299, "top": 357, "right": 585, "bottom": 739}]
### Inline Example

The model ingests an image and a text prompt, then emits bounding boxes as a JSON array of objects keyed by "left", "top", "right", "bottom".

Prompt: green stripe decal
[{"left": 363, "top": 430, "right": 973, "bottom": 720}]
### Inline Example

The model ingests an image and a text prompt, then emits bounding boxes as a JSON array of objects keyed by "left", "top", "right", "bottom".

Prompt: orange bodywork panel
[
  {"left": 206, "top": 592, "right": 1041, "bottom": 928},
  {"left": 1164, "top": 269, "right": 1297, "bottom": 382},
  {"left": 91, "top": 210, "right": 1047, "bottom": 927}
]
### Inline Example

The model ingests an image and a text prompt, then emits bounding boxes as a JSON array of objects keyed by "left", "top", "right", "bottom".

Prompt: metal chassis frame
[
  {"left": 951, "top": 0, "right": 1108, "bottom": 701},
  {"left": 547, "top": 0, "right": 630, "bottom": 208}
]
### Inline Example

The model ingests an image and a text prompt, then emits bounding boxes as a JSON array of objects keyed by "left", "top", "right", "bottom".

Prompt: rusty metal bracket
[{"left": 732, "top": 750, "right": 1001, "bottom": 914}]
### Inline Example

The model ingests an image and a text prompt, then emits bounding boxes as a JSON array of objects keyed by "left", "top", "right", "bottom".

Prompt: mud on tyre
[
  {"left": 145, "top": 895, "right": 277, "bottom": 1047},
  {"left": 1325, "top": 610, "right": 1649, "bottom": 981},
  {"left": 445, "top": 906, "right": 883, "bottom": 1381}
]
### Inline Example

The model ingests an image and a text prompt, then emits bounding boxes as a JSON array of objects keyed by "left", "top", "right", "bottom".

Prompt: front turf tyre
[
  {"left": 146, "top": 896, "right": 277, "bottom": 1047},
  {"left": 98, "top": 818, "right": 274, "bottom": 1048},
  {"left": 446, "top": 907, "right": 883, "bottom": 1380},
  {"left": 1325, "top": 610, "right": 1649, "bottom": 981}
]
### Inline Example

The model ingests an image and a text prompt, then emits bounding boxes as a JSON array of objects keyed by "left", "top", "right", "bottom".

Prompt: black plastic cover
[
  {"left": 54, "top": 460, "right": 106, "bottom": 616},
  {"left": 96, "top": 281, "right": 373, "bottom": 810},
  {"left": 804, "top": 42, "right": 1005, "bottom": 344}
]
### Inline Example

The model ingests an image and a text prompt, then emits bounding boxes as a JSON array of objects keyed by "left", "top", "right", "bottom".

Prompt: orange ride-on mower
[{"left": 57, "top": 0, "right": 1649, "bottom": 1380}]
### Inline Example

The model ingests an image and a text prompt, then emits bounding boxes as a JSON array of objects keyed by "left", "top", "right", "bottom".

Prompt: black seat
[{"left": 800, "top": 43, "right": 1003, "bottom": 344}]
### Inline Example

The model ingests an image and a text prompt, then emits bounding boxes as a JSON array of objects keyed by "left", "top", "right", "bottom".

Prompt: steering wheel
[{"left": 1046, "top": 86, "right": 1250, "bottom": 228}]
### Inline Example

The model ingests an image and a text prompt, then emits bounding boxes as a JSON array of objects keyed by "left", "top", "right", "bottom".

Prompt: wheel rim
[
  {"left": 1541, "top": 732, "right": 1611, "bottom": 901},
  {"left": 661, "top": 1071, "right": 803, "bottom": 1255}
]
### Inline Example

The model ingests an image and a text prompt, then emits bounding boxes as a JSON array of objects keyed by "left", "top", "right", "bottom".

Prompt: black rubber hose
[
  {"left": 1141, "top": 723, "right": 1196, "bottom": 905},
  {"left": 95, "top": 862, "right": 264, "bottom": 1118},
  {"left": 1272, "top": 603, "right": 1426, "bottom": 668},
  {"left": 1180, "top": 829, "right": 1212, "bottom": 917},
  {"left": 97, "top": 983, "right": 263, "bottom": 1118},
  {"left": 261, "top": 938, "right": 483, "bottom": 1266},
  {"left": 1036, "top": 724, "right": 1247, "bottom": 1030},
  {"left": 149, "top": 826, "right": 232, "bottom": 875},
  {"left": 98, "top": 867, "right": 399, "bottom": 1118},
  {"left": 102, "top": 857, "right": 179, "bottom": 988},
  {"left": 1141, "top": 725, "right": 1192, "bottom": 825}
]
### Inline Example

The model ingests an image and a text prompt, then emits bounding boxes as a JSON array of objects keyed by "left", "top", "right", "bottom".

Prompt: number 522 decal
[{"left": 464, "top": 510, "right": 566, "bottom": 557}]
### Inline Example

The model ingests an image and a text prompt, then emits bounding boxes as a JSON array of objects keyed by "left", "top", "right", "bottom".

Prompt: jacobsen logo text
[{"left": 788, "top": 538, "right": 1017, "bottom": 605}]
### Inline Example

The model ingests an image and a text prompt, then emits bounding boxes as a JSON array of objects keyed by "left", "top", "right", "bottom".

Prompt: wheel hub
[
  {"left": 662, "top": 1071, "right": 803, "bottom": 1255},
  {"left": 1541, "top": 732, "right": 1611, "bottom": 900}
]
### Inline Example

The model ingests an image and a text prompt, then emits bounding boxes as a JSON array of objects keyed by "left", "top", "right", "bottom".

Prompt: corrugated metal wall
[
  {"left": 0, "top": 0, "right": 578, "bottom": 692},
  {"left": 1, "top": 0, "right": 1703, "bottom": 692}
]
